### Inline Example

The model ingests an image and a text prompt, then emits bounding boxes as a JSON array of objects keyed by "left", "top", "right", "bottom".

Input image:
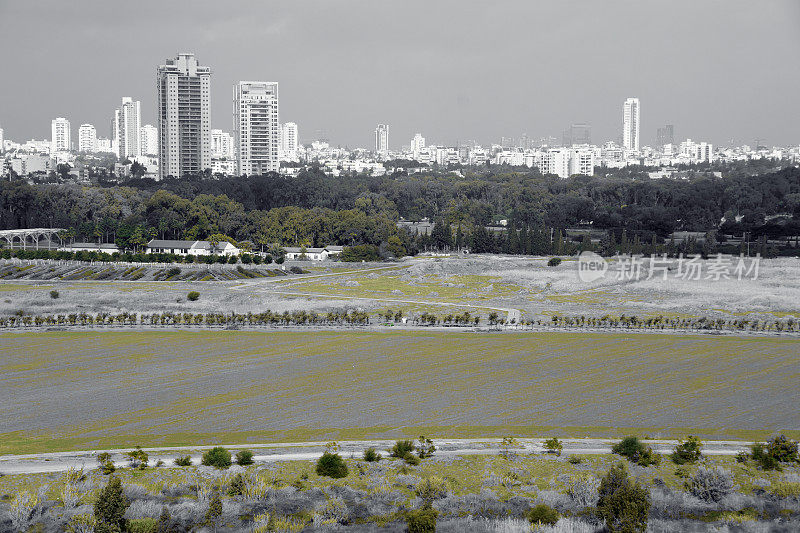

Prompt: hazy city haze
[{"left": 1, "top": 0, "right": 798, "bottom": 147}]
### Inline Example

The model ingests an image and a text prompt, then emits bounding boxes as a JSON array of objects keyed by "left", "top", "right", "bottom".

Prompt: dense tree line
[{"left": 1, "top": 163, "right": 799, "bottom": 253}]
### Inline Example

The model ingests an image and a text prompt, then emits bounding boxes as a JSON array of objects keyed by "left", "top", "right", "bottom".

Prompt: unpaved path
[{"left": 0, "top": 438, "right": 754, "bottom": 475}]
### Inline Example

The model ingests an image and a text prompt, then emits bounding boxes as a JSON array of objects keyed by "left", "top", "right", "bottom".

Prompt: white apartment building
[
  {"left": 78, "top": 124, "right": 97, "bottom": 152},
  {"left": 234, "top": 81, "right": 279, "bottom": 175},
  {"left": 623, "top": 97, "right": 640, "bottom": 152},
  {"left": 280, "top": 122, "right": 298, "bottom": 160},
  {"left": 375, "top": 124, "right": 389, "bottom": 155},
  {"left": 211, "top": 129, "right": 235, "bottom": 159},
  {"left": 115, "top": 97, "right": 141, "bottom": 159},
  {"left": 0, "top": 126, "right": 4, "bottom": 153},
  {"left": 538, "top": 147, "right": 595, "bottom": 178},
  {"left": 411, "top": 133, "right": 425, "bottom": 159},
  {"left": 139, "top": 124, "right": 158, "bottom": 156},
  {"left": 51, "top": 117, "right": 71, "bottom": 153},
  {"left": 157, "top": 53, "right": 212, "bottom": 178},
  {"left": 680, "top": 139, "right": 714, "bottom": 163},
  {"left": 97, "top": 138, "right": 113, "bottom": 153}
]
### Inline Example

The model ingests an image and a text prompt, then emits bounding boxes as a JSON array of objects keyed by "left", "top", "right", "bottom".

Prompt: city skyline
[{"left": 1, "top": 1, "right": 799, "bottom": 149}]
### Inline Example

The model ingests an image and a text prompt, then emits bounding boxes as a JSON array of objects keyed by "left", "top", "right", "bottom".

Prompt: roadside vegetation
[{"left": 1, "top": 436, "right": 799, "bottom": 532}]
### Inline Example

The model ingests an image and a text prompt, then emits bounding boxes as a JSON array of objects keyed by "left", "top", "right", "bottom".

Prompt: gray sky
[{"left": 1, "top": 0, "right": 799, "bottom": 148}]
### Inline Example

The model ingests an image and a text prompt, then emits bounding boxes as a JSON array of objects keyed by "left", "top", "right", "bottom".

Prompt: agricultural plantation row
[{"left": 0, "top": 261, "right": 306, "bottom": 282}]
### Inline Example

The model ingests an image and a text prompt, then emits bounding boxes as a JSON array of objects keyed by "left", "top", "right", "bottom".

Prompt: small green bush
[
  {"left": 406, "top": 506, "right": 438, "bottom": 533},
  {"left": 363, "top": 447, "right": 381, "bottom": 462},
  {"left": 543, "top": 437, "right": 563, "bottom": 455},
  {"left": 174, "top": 455, "right": 192, "bottom": 467},
  {"left": 568, "top": 456, "right": 582, "bottom": 464},
  {"left": 94, "top": 476, "right": 129, "bottom": 533},
  {"left": 50, "top": 290, "right": 59, "bottom": 299},
  {"left": 391, "top": 440, "right": 415, "bottom": 458},
  {"left": 316, "top": 452, "right": 349, "bottom": 478},
  {"left": 526, "top": 503, "right": 560, "bottom": 526},
  {"left": 416, "top": 436, "right": 436, "bottom": 458},
  {"left": 404, "top": 451, "right": 421, "bottom": 465},
  {"left": 187, "top": 291, "right": 200, "bottom": 301},
  {"left": 612, "top": 436, "right": 661, "bottom": 467},
  {"left": 548, "top": 257, "right": 562, "bottom": 267},
  {"left": 235, "top": 449, "right": 254, "bottom": 466},
  {"left": 228, "top": 473, "right": 246, "bottom": 496},
  {"left": 598, "top": 463, "right": 650, "bottom": 533},
  {"left": 672, "top": 435, "right": 703, "bottom": 464},
  {"left": 201, "top": 447, "right": 232, "bottom": 469}
]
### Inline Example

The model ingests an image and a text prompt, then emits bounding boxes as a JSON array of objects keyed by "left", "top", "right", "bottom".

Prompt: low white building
[
  {"left": 284, "top": 245, "right": 344, "bottom": 261},
  {"left": 146, "top": 239, "right": 240, "bottom": 256}
]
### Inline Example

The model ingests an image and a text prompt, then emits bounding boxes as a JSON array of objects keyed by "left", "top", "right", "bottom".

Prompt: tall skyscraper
[
  {"left": 211, "top": 129, "right": 235, "bottom": 159},
  {"left": 411, "top": 133, "right": 425, "bottom": 159},
  {"left": 0, "top": 126, "right": 4, "bottom": 153},
  {"left": 623, "top": 98, "right": 640, "bottom": 152},
  {"left": 51, "top": 117, "right": 71, "bottom": 153},
  {"left": 114, "top": 97, "right": 141, "bottom": 159},
  {"left": 157, "top": 53, "right": 212, "bottom": 178},
  {"left": 656, "top": 124, "right": 674, "bottom": 147},
  {"left": 563, "top": 123, "right": 591, "bottom": 146},
  {"left": 280, "top": 122, "right": 298, "bottom": 160},
  {"left": 78, "top": 124, "right": 97, "bottom": 152},
  {"left": 375, "top": 124, "right": 389, "bottom": 155},
  {"left": 139, "top": 124, "right": 159, "bottom": 156},
  {"left": 233, "top": 81, "right": 279, "bottom": 175}
]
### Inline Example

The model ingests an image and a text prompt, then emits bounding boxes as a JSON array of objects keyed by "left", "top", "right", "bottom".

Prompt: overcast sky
[{"left": 1, "top": 0, "right": 798, "bottom": 148}]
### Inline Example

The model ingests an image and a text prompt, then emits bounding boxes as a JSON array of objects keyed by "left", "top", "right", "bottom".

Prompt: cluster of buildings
[
  {"left": 1, "top": 53, "right": 299, "bottom": 180},
  {"left": 2, "top": 69, "right": 800, "bottom": 181}
]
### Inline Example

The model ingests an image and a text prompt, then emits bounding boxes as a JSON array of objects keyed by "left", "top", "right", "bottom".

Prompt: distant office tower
[
  {"left": 0, "top": 126, "right": 4, "bottom": 153},
  {"left": 211, "top": 129, "right": 235, "bottom": 159},
  {"left": 157, "top": 53, "right": 212, "bottom": 178},
  {"left": 656, "top": 124, "right": 674, "bottom": 147},
  {"left": 97, "top": 138, "right": 113, "bottom": 153},
  {"left": 563, "top": 123, "right": 591, "bottom": 146},
  {"left": 411, "top": 133, "right": 425, "bottom": 159},
  {"left": 623, "top": 98, "right": 640, "bottom": 152},
  {"left": 233, "top": 81, "right": 279, "bottom": 175},
  {"left": 78, "top": 124, "right": 97, "bottom": 152},
  {"left": 139, "top": 124, "right": 158, "bottom": 156},
  {"left": 280, "top": 122, "right": 298, "bottom": 160},
  {"left": 375, "top": 124, "right": 389, "bottom": 155},
  {"left": 114, "top": 97, "right": 141, "bottom": 159},
  {"left": 51, "top": 117, "right": 71, "bottom": 153}
]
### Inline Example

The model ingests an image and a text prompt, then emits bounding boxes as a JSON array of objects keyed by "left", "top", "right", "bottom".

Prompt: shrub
[
  {"left": 363, "top": 447, "right": 381, "bottom": 462},
  {"left": 688, "top": 466, "right": 734, "bottom": 503},
  {"left": 526, "top": 503, "right": 560, "bottom": 526},
  {"left": 97, "top": 452, "right": 116, "bottom": 474},
  {"left": 415, "top": 476, "right": 450, "bottom": 504},
  {"left": 543, "top": 437, "right": 563, "bottom": 455},
  {"left": 94, "top": 476, "right": 129, "bottom": 533},
  {"left": 417, "top": 435, "right": 436, "bottom": 458},
  {"left": 567, "top": 473, "right": 600, "bottom": 507},
  {"left": 313, "top": 496, "right": 349, "bottom": 527},
  {"left": 289, "top": 265, "right": 304, "bottom": 274},
  {"left": 204, "top": 492, "right": 222, "bottom": 528},
  {"left": 404, "top": 451, "right": 421, "bottom": 465},
  {"left": 316, "top": 451, "right": 349, "bottom": 478},
  {"left": 612, "top": 436, "right": 661, "bottom": 467},
  {"left": 748, "top": 435, "right": 799, "bottom": 470},
  {"left": 128, "top": 518, "right": 158, "bottom": 533},
  {"left": 391, "top": 439, "right": 416, "bottom": 458},
  {"left": 166, "top": 267, "right": 181, "bottom": 278},
  {"left": 548, "top": 257, "right": 562, "bottom": 267},
  {"left": 50, "top": 290, "right": 59, "bottom": 299},
  {"left": 597, "top": 463, "right": 650, "bottom": 533},
  {"left": 568, "top": 456, "right": 582, "bottom": 464},
  {"left": 187, "top": 291, "right": 200, "bottom": 301},
  {"left": 126, "top": 446, "right": 149, "bottom": 469},
  {"left": 228, "top": 473, "right": 246, "bottom": 496},
  {"left": 235, "top": 449, "right": 254, "bottom": 466},
  {"left": 174, "top": 455, "right": 192, "bottom": 466},
  {"left": 671, "top": 435, "right": 703, "bottom": 465},
  {"left": 201, "top": 447, "right": 232, "bottom": 469},
  {"left": 406, "top": 506, "right": 438, "bottom": 533}
]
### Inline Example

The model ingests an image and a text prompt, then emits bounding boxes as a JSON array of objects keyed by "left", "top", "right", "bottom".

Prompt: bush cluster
[
  {"left": 201, "top": 447, "right": 232, "bottom": 469},
  {"left": 612, "top": 436, "right": 661, "bottom": 467},
  {"left": 597, "top": 463, "right": 650, "bottom": 533},
  {"left": 316, "top": 452, "right": 348, "bottom": 478},
  {"left": 671, "top": 435, "right": 703, "bottom": 465}
]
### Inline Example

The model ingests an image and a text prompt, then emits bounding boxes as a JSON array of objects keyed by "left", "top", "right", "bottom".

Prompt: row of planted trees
[
  {"left": 0, "top": 310, "right": 371, "bottom": 328},
  {"left": 547, "top": 313, "right": 800, "bottom": 333}
]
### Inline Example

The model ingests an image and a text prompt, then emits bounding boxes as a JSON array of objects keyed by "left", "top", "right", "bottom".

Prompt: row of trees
[{"left": 2, "top": 163, "right": 799, "bottom": 251}]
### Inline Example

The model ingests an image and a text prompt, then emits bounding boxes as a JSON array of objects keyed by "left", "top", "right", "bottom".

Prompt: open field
[
  {"left": 3, "top": 255, "right": 798, "bottom": 327},
  {"left": 1, "top": 330, "right": 798, "bottom": 455}
]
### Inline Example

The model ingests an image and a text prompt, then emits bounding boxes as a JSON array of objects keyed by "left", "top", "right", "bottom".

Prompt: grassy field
[{"left": 1, "top": 330, "right": 798, "bottom": 454}]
